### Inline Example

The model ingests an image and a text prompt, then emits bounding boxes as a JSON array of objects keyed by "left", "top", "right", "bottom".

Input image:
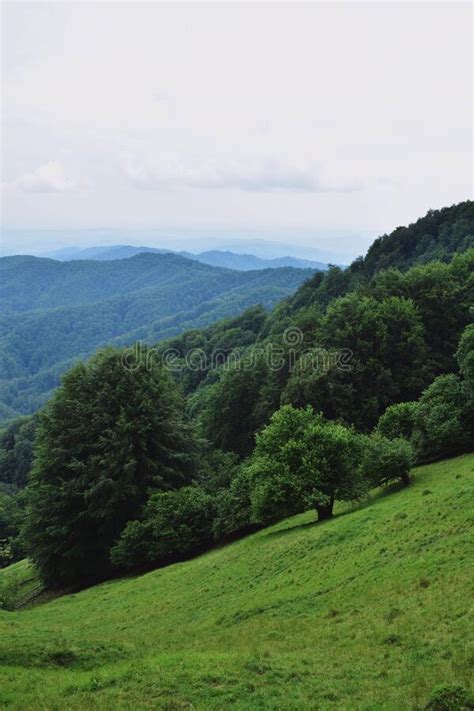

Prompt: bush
[
  {"left": 360, "top": 433, "right": 414, "bottom": 487},
  {"left": 212, "top": 466, "right": 256, "bottom": 540},
  {"left": 456, "top": 323, "right": 474, "bottom": 385},
  {"left": 197, "top": 448, "right": 240, "bottom": 494},
  {"left": 412, "top": 374, "right": 472, "bottom": 462},
  {"left": 111, "top": 485, "right": 215, "bottom": 571},
  {"left": 376, "top": 401, "right": 418, "bottom": 441}
]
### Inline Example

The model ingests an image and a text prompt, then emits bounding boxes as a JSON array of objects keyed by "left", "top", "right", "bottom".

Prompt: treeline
[{"left": 1, "top": 319, "right": 472, "bottom": 579}]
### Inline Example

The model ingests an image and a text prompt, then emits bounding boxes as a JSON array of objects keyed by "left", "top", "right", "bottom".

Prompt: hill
[
  {"left": 0, "top": 453, "right": 472, "bottom": 709},
  {"left": 0, "top": 254, "right": 313, "bottom": 420},
  {"left": 184, "top": 250, "right": 330, "bottom": 271},
  {"left": 45, "top": 245, "right": 331, "bottom": 271},
  {"left": 359, "top": 200, "right": 473, "bottom": 277}
]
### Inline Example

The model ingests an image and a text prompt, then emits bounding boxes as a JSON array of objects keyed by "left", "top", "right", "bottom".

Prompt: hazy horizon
[{"left": 1, "top": 225, "right": 372, "bottom": 262}]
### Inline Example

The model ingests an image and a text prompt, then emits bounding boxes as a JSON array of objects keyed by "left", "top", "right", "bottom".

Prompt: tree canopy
[{"left": 23, "top": 346, "right": 197, "bottom": 587}]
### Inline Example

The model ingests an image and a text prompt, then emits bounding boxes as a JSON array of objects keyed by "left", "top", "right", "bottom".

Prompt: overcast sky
[{"left": 1, "top": 1, "right": 472, "bottom": 259}]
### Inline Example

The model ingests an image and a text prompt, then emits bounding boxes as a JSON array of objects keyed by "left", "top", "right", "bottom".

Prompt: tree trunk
[
  {"left": 400, "top": 471, "right": 410, "bottom": 486},
  {"left": 316, "top": 497, "right": 334, "bottom": 521}
]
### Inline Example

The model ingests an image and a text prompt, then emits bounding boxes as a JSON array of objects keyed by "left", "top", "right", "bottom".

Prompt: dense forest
[
  {"left": 0, "top": 254, "right": 313, "bottom": 420},
  {"left": 1, "top": 201, "right": 472, "bottom": 577}
]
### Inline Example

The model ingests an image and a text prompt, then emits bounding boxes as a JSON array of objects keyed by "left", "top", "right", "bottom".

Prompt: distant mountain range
[
  {"left": 44, "top": 245, "right": 332, "bottom": 271},
  {"left": 0, "top": 252, "right": 315, "bottom": 421},
  {"left": 1, "top": 228, "right": 361, "bottom": 262}
]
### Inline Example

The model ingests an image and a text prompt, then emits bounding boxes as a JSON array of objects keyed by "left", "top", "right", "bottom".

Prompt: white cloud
[
  {"left": 3, "top": 161, "right": 82, "bottom": 194},
  {"left": 122, "top": 155, "right": 363, "bottom": 193}
]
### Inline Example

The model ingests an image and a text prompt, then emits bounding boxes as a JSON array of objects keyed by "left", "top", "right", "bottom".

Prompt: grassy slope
[
  {"left": 0, "top": 454, "right": 472, "bottom": 710},
  {"left": 0, "top": 560, "right": 44, "bottom": 611}
]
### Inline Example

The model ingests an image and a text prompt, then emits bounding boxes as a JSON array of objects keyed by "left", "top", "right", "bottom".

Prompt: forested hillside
[
  {"left": 1, "top": 201, "right": 472, "bottom": 577},
  {"left": 358, "top": 200, "right": 474, "bottom": 276},
  {"left": 156, "top": 203, "right": 474, "bottom": 456},
  {"left": 0, "top": 254, "right": 313, "bottom": 420},
  {"left": 0, "top": 202, "right": 473, "bottom": 711}
]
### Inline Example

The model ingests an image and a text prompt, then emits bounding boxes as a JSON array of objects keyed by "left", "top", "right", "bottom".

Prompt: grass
[
  {"left": 0, "top": 559, "right": 45, "bottom": 611},
  {"left": 0, "top": 453, "right": 473, "bottom": 710}
]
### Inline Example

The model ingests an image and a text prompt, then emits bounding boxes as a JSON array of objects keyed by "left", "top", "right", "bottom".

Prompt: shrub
[
  {"left": 456, "top": 323, "right": 474, "bottom": 385},
  {"left": 360, "top": 433, "right": 414, "bottom": 487},
  {"left": 212, "top": 466, "right": 256, "bottom": 540},
  {"left": 412, "top": 374, "right": 472, "bottom": 462},
  {"left": 111, "top": 485, "right": 215, "bottom": 571},
  {"left": 376, "top": 401, "right": 418, "bottom": 441}
]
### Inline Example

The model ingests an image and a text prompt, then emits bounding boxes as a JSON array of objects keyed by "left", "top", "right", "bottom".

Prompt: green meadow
[{"left": 1, "top": 453, "right": 473, "bottom": 710}]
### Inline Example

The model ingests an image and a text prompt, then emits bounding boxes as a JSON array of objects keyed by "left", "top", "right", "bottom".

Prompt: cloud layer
[
  {"left": 4, "top": 161, "right": 80, "bottom": 194},
  {"left": 2, "top": 2, "right": 472, "bottom": 251},
  {"left": 122, "top": 155, "right": 363, "bottom": 193}
]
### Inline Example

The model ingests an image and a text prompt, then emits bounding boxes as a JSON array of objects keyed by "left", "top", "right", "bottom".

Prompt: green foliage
[
  {"left": 0, "top": 490, "right": 25, "bottom": 565},
  {"left": 0, "top": 540, "right": 13, "bottom": 570},
  {"left": 0, "top": 416, "right": 36, "bottom": 489},
  {"left": 160, "top": 305, "right": 267, "bottom": 395},
  {"left": 412, "top": 374, "right": 473, "bottom": 462},
  {"left": 0, "top": 491, "right": 20, "bottom": 540},
  {"left": 282, "top": 293, "right": 429, "bottom": 430},
  {"left": 360, "top": 201, "right": 474, "bottom": 276},
  {"left": 456, "top": 323, "right": 474, "bottom": 385},
  {"left": 111, "top": 485, "right": 215, "bottom": 571},
  {"left": 197, "top": 448, "right": 240, "bottom": 494},
  {"left": 376, "top": 401, "right": 418, "bottom": 441},
  {"left": 212, "top": 466, "right": 255, "bottom": 540},
  {"left": 360, "top": 433, "right": 414, "bottom": 487},
  {"left": 248, "top": 405, "right": 365, "bottom": 522},
  {"left": 182, "top": 249, "right": 473, "bottom": 451},
  {"left": 200, "top": 352, "right": 271, "bottom": 457},
  {"left": 23, "top": 346, "right": 197, "bottom": 587}
]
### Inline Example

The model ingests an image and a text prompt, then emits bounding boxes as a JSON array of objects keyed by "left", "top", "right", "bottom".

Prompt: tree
[
  {"left": 376, "top": 402, "right": 418, "bottom": 441},
  {"left": 23, "top": 346, "right": 196, "bottom": 587},
  {"left": 212, "top": 465, "right": 256, "bottom": 540},
  {"left": 200, "top": 352, "right": 270, "bottom": 458},
  {"left": 411, "top": 374, "right": 472, "bottom": 462},
  {"left": 111, "top": 485, "right": 215, "bottom": 571},
  {"left": 0, "top": 416, "right": 36, "bottom": 489},
  {"left": 360, "top": 433, "right": 414, "bottom": 487},
  {"left": 456, "top": 323, "right": 474, "bottom": 385},
  {"left": 197, "top": 448, "right": 240, "bottom": 494},
  {"left": 249, "top": 405, "right": 365, "bottom": 523},
  {"left": 0, "top": 490, "right": 24, "bottom": 566},
  {"left": 282, "top": 294, "right": 429, "bottom": 431}
]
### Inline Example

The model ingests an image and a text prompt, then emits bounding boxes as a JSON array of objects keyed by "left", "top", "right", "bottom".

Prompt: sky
[{"left": 1, "top": 1, "right": 472, "bottom": 260}]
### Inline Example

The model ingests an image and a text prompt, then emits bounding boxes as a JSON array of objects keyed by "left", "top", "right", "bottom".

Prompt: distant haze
[
  {"left": 2, "top": 2, "right": 472, "bottom": 261},
  {"left": 1, "top": 228, "right": 360, "bottom": 263}
]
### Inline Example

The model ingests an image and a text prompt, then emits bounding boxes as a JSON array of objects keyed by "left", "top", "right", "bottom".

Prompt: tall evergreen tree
[{"left": 23, "top": 346, "right": 196, "bottom": 587}]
